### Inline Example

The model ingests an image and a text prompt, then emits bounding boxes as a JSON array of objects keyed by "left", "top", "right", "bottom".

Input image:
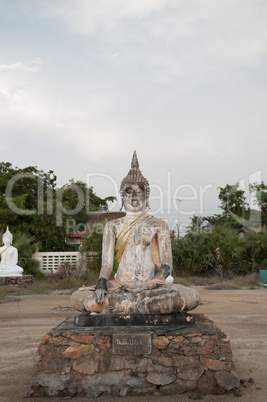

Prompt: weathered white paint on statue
[
  {"left": 0, "top": 227, "right": 23, "bottom": 277},
  {"left": 71, "top": 151, "right": 200, "bottom": 314}
]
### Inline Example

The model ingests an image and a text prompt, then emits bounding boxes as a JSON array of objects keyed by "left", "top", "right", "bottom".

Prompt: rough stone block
[
  {"left": 37, "top": 343, "right": 47, "bottom": 357},
  {"left": 202, "top": 358, "right": 234, "bottom": 372},
  {"left": 87, "top": 370, "right": 129, "bottom": 386},
  {"left": 215, "top": 371, "right": 239, "bottom": 391},
  {"left": 197, "top": 371, "right": 225, "bottom": 395},
  {"left": 63, "top": 344, "right": 95, "bottom": 359},
  {"left": 41, "top": 334, "right": 50, "bottom": 344},
  {"left": 220, "top": 342, "right": 233, "bottom": 358},
  {"left": 73, "top": 358, "right": 99, "bottom": 375},
  {"left": 70, "top": 334, "right": 94, "bottom": 344},
  {"left": 174, "top": 355, "right": 205, "bottom": 381},
  {"left": 189, "top": 336, "right": 202, "bottom": 344},
  {"left": 160, "top": 378, "right": 187, "bottom": 394},
  {"left": 134, "top": 357, "right": 154, "bottom": 373},
  {"left": 126, "top": 375, "right": 147, "bottom": 388},
  {"left": 146, "top": 371, "right": 176, "bottom": 386},
  {"left": 168, "top": 338, "right": 195, "bottom": 356},
  {"left": 49, "top": 335, "right": 70, "bottom": 346},
  {"left": 152, "top": 336, "right": 169, "bottom": 349},
  {"left": 152, "top": 352, "right": 173, "bottom": 367}
]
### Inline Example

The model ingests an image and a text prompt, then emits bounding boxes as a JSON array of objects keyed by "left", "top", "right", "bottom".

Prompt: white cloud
[
  {"left": 40, "top": 0, "right": 168, "bottom": 35},
  {"left": 0, "top": 0, "right": 266, "bottom": 197},
  {"left": 0, "top": 62, "right": 41, "bottom": 73},
  {"left": 24, "top": 0, "right": 266, "bottom": 88},
  {"left": 0, "top": 78, "right": 49, "bottom": 127},
  {"left": 30, "top": 57, "right": 43, "bottom": 65}
]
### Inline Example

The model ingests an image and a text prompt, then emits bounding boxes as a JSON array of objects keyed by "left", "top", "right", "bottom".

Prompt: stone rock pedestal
[
  {"left": 30, "top": 313, "right": 239, "bottom": 398},
  {"left": 0, "top": 275, "right": 33, "bottom": 286}
]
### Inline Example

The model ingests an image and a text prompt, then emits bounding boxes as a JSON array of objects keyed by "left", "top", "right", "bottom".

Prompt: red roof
[
  {"left": 68, "top": 231, "right": 85, "bottom": 238},
  {"left": 88, "top": 211, "right": 126, "bottom": 222},
  {"left": 68, "top": 211, "right": 126, "bottom": 238}
]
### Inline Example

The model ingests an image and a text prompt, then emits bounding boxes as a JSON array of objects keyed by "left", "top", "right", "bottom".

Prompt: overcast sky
[{"left": 1, "top": 0, "right": 267, "bottom": 232}]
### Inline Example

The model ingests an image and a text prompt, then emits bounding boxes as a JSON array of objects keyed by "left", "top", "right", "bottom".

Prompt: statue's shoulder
[
  {"left": 148, "top": 215, "right": 170, "bottom": 230},
  {"left": 0, "top": 245, "right": 12, "bottom": 250},
  {"left": 104, "top": 217, "right": 127, "bottom": 229}
]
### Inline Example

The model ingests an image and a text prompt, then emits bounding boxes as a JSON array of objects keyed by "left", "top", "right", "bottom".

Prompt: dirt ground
[{"left": 0, "top": 285, "right": 266, "bottom": 402}]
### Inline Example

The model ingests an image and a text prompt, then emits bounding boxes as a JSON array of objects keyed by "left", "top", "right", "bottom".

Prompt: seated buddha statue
[
  {"left": 71, "top": 152, "right": 200, "bottom": 315},
  {"left": 0, "top": 227, "right": 23, "bottom": 277}
]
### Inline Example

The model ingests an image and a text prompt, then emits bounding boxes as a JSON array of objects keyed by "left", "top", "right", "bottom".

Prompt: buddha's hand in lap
[
  {"left": 128, "top": 281, "right": 158, "bottom": 293},
  {"left": 95, "top": 288, "right": 107, "bottom": 305},
  {"left": 95, "top": 277, "right": 107, "bottom": 306},
  {"left": 153, "top": 264, "right": 171, "bottom": 281}
]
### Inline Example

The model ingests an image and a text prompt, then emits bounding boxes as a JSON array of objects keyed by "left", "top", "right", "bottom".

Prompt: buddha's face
[
  {"left": 123, "top": 184, "right": 146, "bottom": 213},
  {"left": 2, "top": 233, "right": 12, "bottom": 246}
]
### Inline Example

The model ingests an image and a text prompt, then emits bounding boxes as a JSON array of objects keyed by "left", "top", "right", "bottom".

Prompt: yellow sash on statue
[
  {"left": 115, "top": 213, "right": 150, "bottom": 263},
  {"left": 0, "top": 245, "right": 10, "bottom": 259}
]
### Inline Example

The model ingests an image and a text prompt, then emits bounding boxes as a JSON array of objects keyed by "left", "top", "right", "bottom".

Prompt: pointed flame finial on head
[{"left": 131, "top": 150, "right": 139, "bottom": 170}]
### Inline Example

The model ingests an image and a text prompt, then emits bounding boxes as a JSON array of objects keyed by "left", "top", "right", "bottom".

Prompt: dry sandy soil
[{"left": 0, "top": 285, "right": 266, "bottom": 402}]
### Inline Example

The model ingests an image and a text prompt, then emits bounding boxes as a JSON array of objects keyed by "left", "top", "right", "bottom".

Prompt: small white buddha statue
[{"left": 0, "top": 227, "right": 23, "bottom": 277}]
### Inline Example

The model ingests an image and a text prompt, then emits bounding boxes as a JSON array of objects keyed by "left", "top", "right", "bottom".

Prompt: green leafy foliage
[
  {"left": 79, "top": 221, "right": 119, "bottom": 273},
  {"left": 243, "top": 230, "right": 267, "bottom": 269},
  {"left": 0, "top": 162, "right": 116, "bottom": 252},
  {"left": 249, "top": 182, "right": 267, "bottom": 227},
  {"left": 172, "top": 225, "right": 267, "bottom": 277},
  {"left": 79, "top": 222, "right": 106, "bottom": 271},
  {"left": 12, "top": 232, "right": 42, "bottom": 277},
  {"left": 218, "top": 183, "right": 250, "bottom": 219},
  {"left": 188, "top": 182, "right": 256, "bottom": 233}
]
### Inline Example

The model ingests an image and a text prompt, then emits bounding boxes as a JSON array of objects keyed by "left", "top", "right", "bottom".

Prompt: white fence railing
[{"left": 32, "top": 251, "right": 97, "bottom": 274}]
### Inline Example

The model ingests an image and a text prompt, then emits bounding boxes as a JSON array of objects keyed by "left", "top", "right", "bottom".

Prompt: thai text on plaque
[{"left": 112, "top": 334, "right": 152, "bottom": 355}]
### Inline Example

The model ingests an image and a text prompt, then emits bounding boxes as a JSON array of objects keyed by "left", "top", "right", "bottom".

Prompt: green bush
[
  {"left": 79, "top": 222, "right": 106, "bottom": 272},
  {"left": 172, "top": 225, "right": 266, "bottom": 277},
  {"left": 12, "top": 231, "right": 43, "bottom": 277}
]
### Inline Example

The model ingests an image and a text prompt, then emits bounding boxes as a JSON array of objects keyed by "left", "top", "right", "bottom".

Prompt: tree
[
  {"left": 218, "top": 183, "right": 250, "bottom": 224},
  {"left": 249, "top": 182, "right": 267, "bottom": 227},
  {"left": 188, "top": 213, "right": 242, "bottom": 233},
  {"left": 0, "top": 162, "right": 56, "bottom": 236},
  {"left": 0, "top": 162, "right": 116, "bottom": 251},
  {"left": 187, "top": 183, "right": 250, "bottom": 234},
  {"left": 187, "top": 216, "right": 207, "bottom": 232},
  {"left": 58, "top": 179, "right": 115, "bottom": 224}
]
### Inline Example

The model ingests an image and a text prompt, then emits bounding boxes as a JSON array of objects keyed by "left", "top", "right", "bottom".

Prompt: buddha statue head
[
  {"left": 120, "top": 151, "right": 150, "bottom": 212},
  {"left": 2, "top": 227, "right": 13, "bottom": 246}
]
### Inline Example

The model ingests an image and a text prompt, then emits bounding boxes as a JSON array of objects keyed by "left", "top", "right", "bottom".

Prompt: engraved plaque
[{"left": 112, "top": 334, "right": 152, "bottom": 355}]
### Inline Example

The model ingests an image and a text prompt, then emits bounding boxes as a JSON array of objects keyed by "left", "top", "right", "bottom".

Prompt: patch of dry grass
[
  {"left": 0, "top": 268, "right": 100, "bottom": 298},
  {"left": 0, "top": 271, "right": 261, "bottom": 298},
  {"left": 204, "top": 282, "right": 241, "bottom": 290},
  {"left": 182, "top": 276, "right": 229, "bottom": 286},
  {"left": 179, "top": 273, "right": 260, "bottom": 289},
  {"left": 231, "top": 273, "right": 259, "bottom": 287},
  {"left": 173, "top": 277, "right": 190, "bottom": 286}
]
